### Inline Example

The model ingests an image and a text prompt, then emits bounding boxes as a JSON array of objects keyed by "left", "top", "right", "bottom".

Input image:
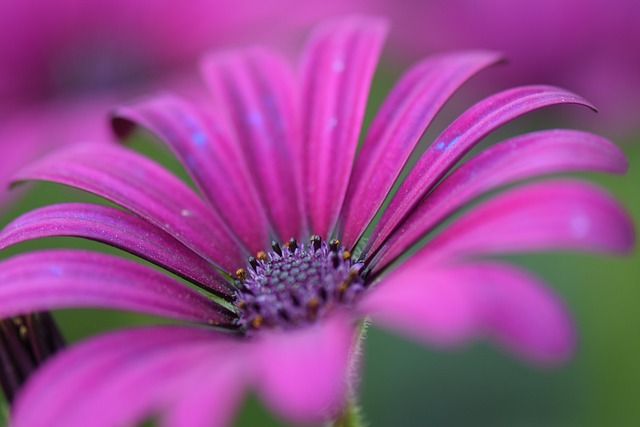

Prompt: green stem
[{"left": 330, "top": 398, "right": 365, "bottom": 427}]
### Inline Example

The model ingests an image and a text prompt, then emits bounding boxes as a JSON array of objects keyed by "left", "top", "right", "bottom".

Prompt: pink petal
[
  {"left": 253, "top": 313, "right": 357, "bottom": 423},
  {"left": 365, "top": 86, "right": 596, "bottom": 258},
  {"left": 371, "top": 130, "right": 628, "bottom": 269},
  {"left": 0, "top": 203, "right": 232, "bottom": 297},
  {"left": 358, "top": 261, "right": 576, "bottom": 364},
  {"left": 0, "top": 250, "right": 235, "bottom": 326},
  {"left": 407, "top": 179, "right": 635, "bottom": 267},
  {"left": 12, "top": 326, "right": 244, "bottom": 427},
  {"left": 201, "top": 48, "right": 305, "bottom": 241},
  {"left": 112, "top": 94, "right": 271, "bottom": 254},
  {"left": 339, "top": 50, "right": 503, "bottom": 249},
  {"left": 300, "top": 16, "right": 387, "bottom": 238},
  {"left": 11, "top": 142, "right": 247, "bottom": 271}
]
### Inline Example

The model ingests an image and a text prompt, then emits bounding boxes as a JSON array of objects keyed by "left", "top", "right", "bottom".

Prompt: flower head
[{"left": 0, "top": 17, "right": 634, "bottom": 426}]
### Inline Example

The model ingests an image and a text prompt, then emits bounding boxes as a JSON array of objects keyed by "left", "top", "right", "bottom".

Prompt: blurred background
[{"left": 1, "top": 0, "right": 638, "bottom": 425}]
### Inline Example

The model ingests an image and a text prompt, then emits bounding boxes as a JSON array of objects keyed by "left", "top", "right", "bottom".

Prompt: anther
[
  {"left": 257, "top": 251, "right": 267, "bottom": 261},
  {"left": 288, "top": 238, "right": 298, "bottom": 252},
  {"left": 342, "top": 250, "right": 351, "bottom": 260},
  {"left": 331, "top": 253, "right": 340, "bottom": 268},
  {"left": 235, "top": 268, "right": 247, "bottom": 280},
  {"left": 248, "top": 256, "right": 258, "bottom": 271},
  {"left": 310, "top": 235, "right": 321, "bottom": 252},
  {"left": 271, "top": 241, "right": 282, "bottom": 257},
  {"left": 307, "top": 298, "right": 319, "bottom": 320},
  {"left": 329, "top": 239, "right": 340, "bottom": 252},
  {"left": 251, "top": 315, "right": 263, "bottom": 329}
]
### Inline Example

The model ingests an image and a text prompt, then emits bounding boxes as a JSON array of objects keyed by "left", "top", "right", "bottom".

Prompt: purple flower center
[{"left": 234, "top": 236, "right": 365, "bottom": 331}]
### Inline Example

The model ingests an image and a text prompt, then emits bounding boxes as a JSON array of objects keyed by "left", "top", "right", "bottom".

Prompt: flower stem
[{"left": 330, "top": 399, "right": 365, "bottom": 427}]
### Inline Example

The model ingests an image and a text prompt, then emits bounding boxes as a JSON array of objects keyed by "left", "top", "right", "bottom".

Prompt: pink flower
[
  {"left": 376, "top": 0, "right": 640, "bottom": 135},
  {"left": 0, "top": 0, "right": 363, "bottom": 210},
  {"left": 0, "top": 17, "right": 633, "bottom": 426}
]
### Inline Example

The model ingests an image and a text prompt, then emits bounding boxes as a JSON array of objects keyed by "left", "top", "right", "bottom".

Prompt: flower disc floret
[{"left": 235, "top": 236, "right": 365, "bottom": 331}]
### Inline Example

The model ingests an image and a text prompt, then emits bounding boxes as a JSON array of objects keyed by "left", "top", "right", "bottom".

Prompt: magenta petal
[
  {"left": 0, "top": 203, "right": 233, "bottom": 297},
  {"left": 11, "top": 142, "right": 247, "bottom": 271},
  {"left": 339, "top": 50, "right": 503, "bottom": 249},
  {"left": 0, "top": 250, "right": 235, "bottom": 326},
  {"left": 201, "top": 48, "right": 305, "bottom": 241},
  {"left": 358, "top": 261, "right": 575, "bottom": 363},
  {"left": 366, "top": 86, "right": 596, "bottom": 258},
  {"left": 300, "top": 17, "right": 387, "bottom": 238},
  {"left": 253, "top": 313, "right": 356, "bottom": 423},
  {"left": 112, "top": 95, "right": 271, "bottom": 253},
  {"left": 406, "top": 179, "right": 634, "bottom": 267},
  {"left": 371, "top": 130, "right": 628, "bottom": 268},
  {"left": 11, "top": 326, "right": 243, "bottom": 427}
]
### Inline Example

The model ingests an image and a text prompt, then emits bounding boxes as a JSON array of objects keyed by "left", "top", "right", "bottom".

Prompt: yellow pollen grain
[
  {"left": 257, "top": 251, "right": 267, "bottom": 261},
  {"left": 237, "top": 300, "right": 246, "bottom": 309},
  {"left": 235, "top": 268, "right": 246, "bottom": 280},
  {"left": 342, "top": 251, "right": 351, "bottom": 260},
  {"left": 251, "top": 315, "right": 263, "bottom": 328}
]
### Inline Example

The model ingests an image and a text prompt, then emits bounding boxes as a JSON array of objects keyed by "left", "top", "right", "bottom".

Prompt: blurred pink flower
[
  {"left": 0, "top": 0, "right": 364, "bottom": 210},
  {"left": 376, "top": 0, "right": 640, "bottom": 135},
  {"left": 0, "top": 16, "right": 634, "bottom": 427}
]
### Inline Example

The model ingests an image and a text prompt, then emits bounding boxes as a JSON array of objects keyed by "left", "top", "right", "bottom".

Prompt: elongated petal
[
  {"left": 112, "top": 95, "right": 271, "bottom": 253},
  {"left": 12, "top": 327, "right": 244, "bottom": 427},
  {"left": 403, "top": 179, "right": 634, "bottom": 268},
  {"left": 371, "top": 130, "right": 628, "bottom": 268},
  {"left": 0, "top": 250, "right": 235, "bottom": 326},
  {"left": 0, "top": 203, "right": 233, "bottom": 297},
  {"left": 300, "top": 17, "right": 387, "bottom": 238},
  {"left": 339, "top": 50, "right": 503, "bottom": 249},
  {"left": 366, "top": 86, "right": 596, "bottom": 257},
  {"left": 359, "top": 262, "right": 575, "bottom": 363},
  {"left": 201, "top": 48, "right": 304, "bottom": 241},
  {"left": 11, "top": 143, "right": 247, "bottom": 271},
  {"left": 254, "top": 313, "right": 356, "bottom": 423}
]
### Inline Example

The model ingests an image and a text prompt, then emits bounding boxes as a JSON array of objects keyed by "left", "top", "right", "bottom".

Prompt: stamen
[
  {"left": 329, "top": 239, "right": 339, "bottom": 252},
  {"left": 235, "top": 269, "right": 246, "bottom": 280},
  {"left": 271, "top": 241, "right": 282, "bottom": 257},
  {"left": 310, "top": 235, "right": 321, "bottom": 252},
  {"left": 288, "top": 238, "right": 298, "bottom": 252},
  {"left": 248, "top": 256, "right": 258, "bottom": 271}
]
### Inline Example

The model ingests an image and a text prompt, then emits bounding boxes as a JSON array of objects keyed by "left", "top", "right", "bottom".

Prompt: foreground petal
[
  {"left": 112, "top": 95, "right": 271, "bottom": 253},
  {"left": 11, "top": 143, "right": 247, "bottom": 271},
  {"left": 371, "top": 130, "right": 628, "bottom": 268},
  {"left": 12, "top": 326, "right": 245, "bottom": 427},
  {"left": 339, "top": 50, "right": 502, "bottom": 249},
  {"left": 366, "top": 86, "right": 596, "bottom": 257},
  {"left": 404, "top": 179, "right": 634, "bottom": 267},
  {"left": 201, "top": 48, "right": 304, "bottom": 241},
  {"left": 0, "top": 250, "right": 235, "bottom": 326},
  {"left": 253, "top": 313, "right": 356, "bottom": 423},
  {"left": 359, "top": 261, "right": 575, "bottom": 363},
  {"left": 300, "top": 16, "right": 387, "bottom": 238},
  {"left": 0, "top": 203, "right": 233, "bottom": 297}
]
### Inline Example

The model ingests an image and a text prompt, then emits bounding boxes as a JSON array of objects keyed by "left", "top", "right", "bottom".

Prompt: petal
[
  {"left": 0, "top": 203, "right": 233, "bottom": 297},
  {"left": 366, "top": 86, "right": 596, "bottom": 258},
  {"left": 403, "top": 179, "right": 635, "bottom": 268},
  {"left": 11, "top": 326, "right": 244, "bottom": 427},
  {"left": 371, "top": 130, "right": 628, "bottom": 268},
  {"left": 339, "top": 50, "right": 503, "bottom": 249},
  {"left": 11, "top": 142, "right": 247, "bottom": 271},
  {"left": 300, "top": 17, "right": 387, "bottom": 238},
  {"left": 0, "top": 250, "right": 235, "bottom": 326},
  {"left": 358, "top": 261, "right": 575, "bottom": 364},
  {"left": 201, "top": 48, "right": 305, "bottom": 241},
  {"left": 112, "top": 95, "right": 271, "bottom": 254},
  {"left": 253, "top": 313, "right": 357, "bottom": 423}
]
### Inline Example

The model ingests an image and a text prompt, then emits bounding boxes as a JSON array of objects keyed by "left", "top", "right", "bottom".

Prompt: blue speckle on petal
[
  {"left": 49, "top": 266, "right": 63, "bottom": 277},
  {"left": 247, "top": 111, "right": 263, "bottom": 127},
  {"left": 192, "top": 131, "right": 207, "bottom": 147},
  {"left": 435, "top": 141, "right": 445, "bottom": 150}
]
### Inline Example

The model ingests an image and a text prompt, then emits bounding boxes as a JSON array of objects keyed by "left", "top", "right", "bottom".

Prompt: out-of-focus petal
[
  {"left": 11, "top": 143, "right": 247, "bottom": 271},
  {"left": 300, "top": 16, "right": 387, "bottom": 238},
  {"left": 201, "top": 48, "right": 304, "bottom": 241},
  {"left": 371, "top": 130, "right": 628, "bottom": 268},
  {"left": 112, "top": 94, "right": 271, "bottom": 253},
  {"left": 11, "top": 326, "right": 244, "bottom": 427},
  {"left": 339, "top": 50, "right": 503, "bottom": 249},
  {"left": 366, "top": 86, "right": 596, "bottom": 258},
  {"left": 0, "top": 250, "right": 235, "bottom": 326},
  {"left": 0, "top": 203, "right": 232, "bottom": 297},
  {"left": 359, "top": 261, "right": 575, "bottom": 364},
  {"left": 406, "top": 179, "right": 635, "bottom": 267},
  {"left": 253, "top": 313, "right": 356, "bottom": 423}
]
